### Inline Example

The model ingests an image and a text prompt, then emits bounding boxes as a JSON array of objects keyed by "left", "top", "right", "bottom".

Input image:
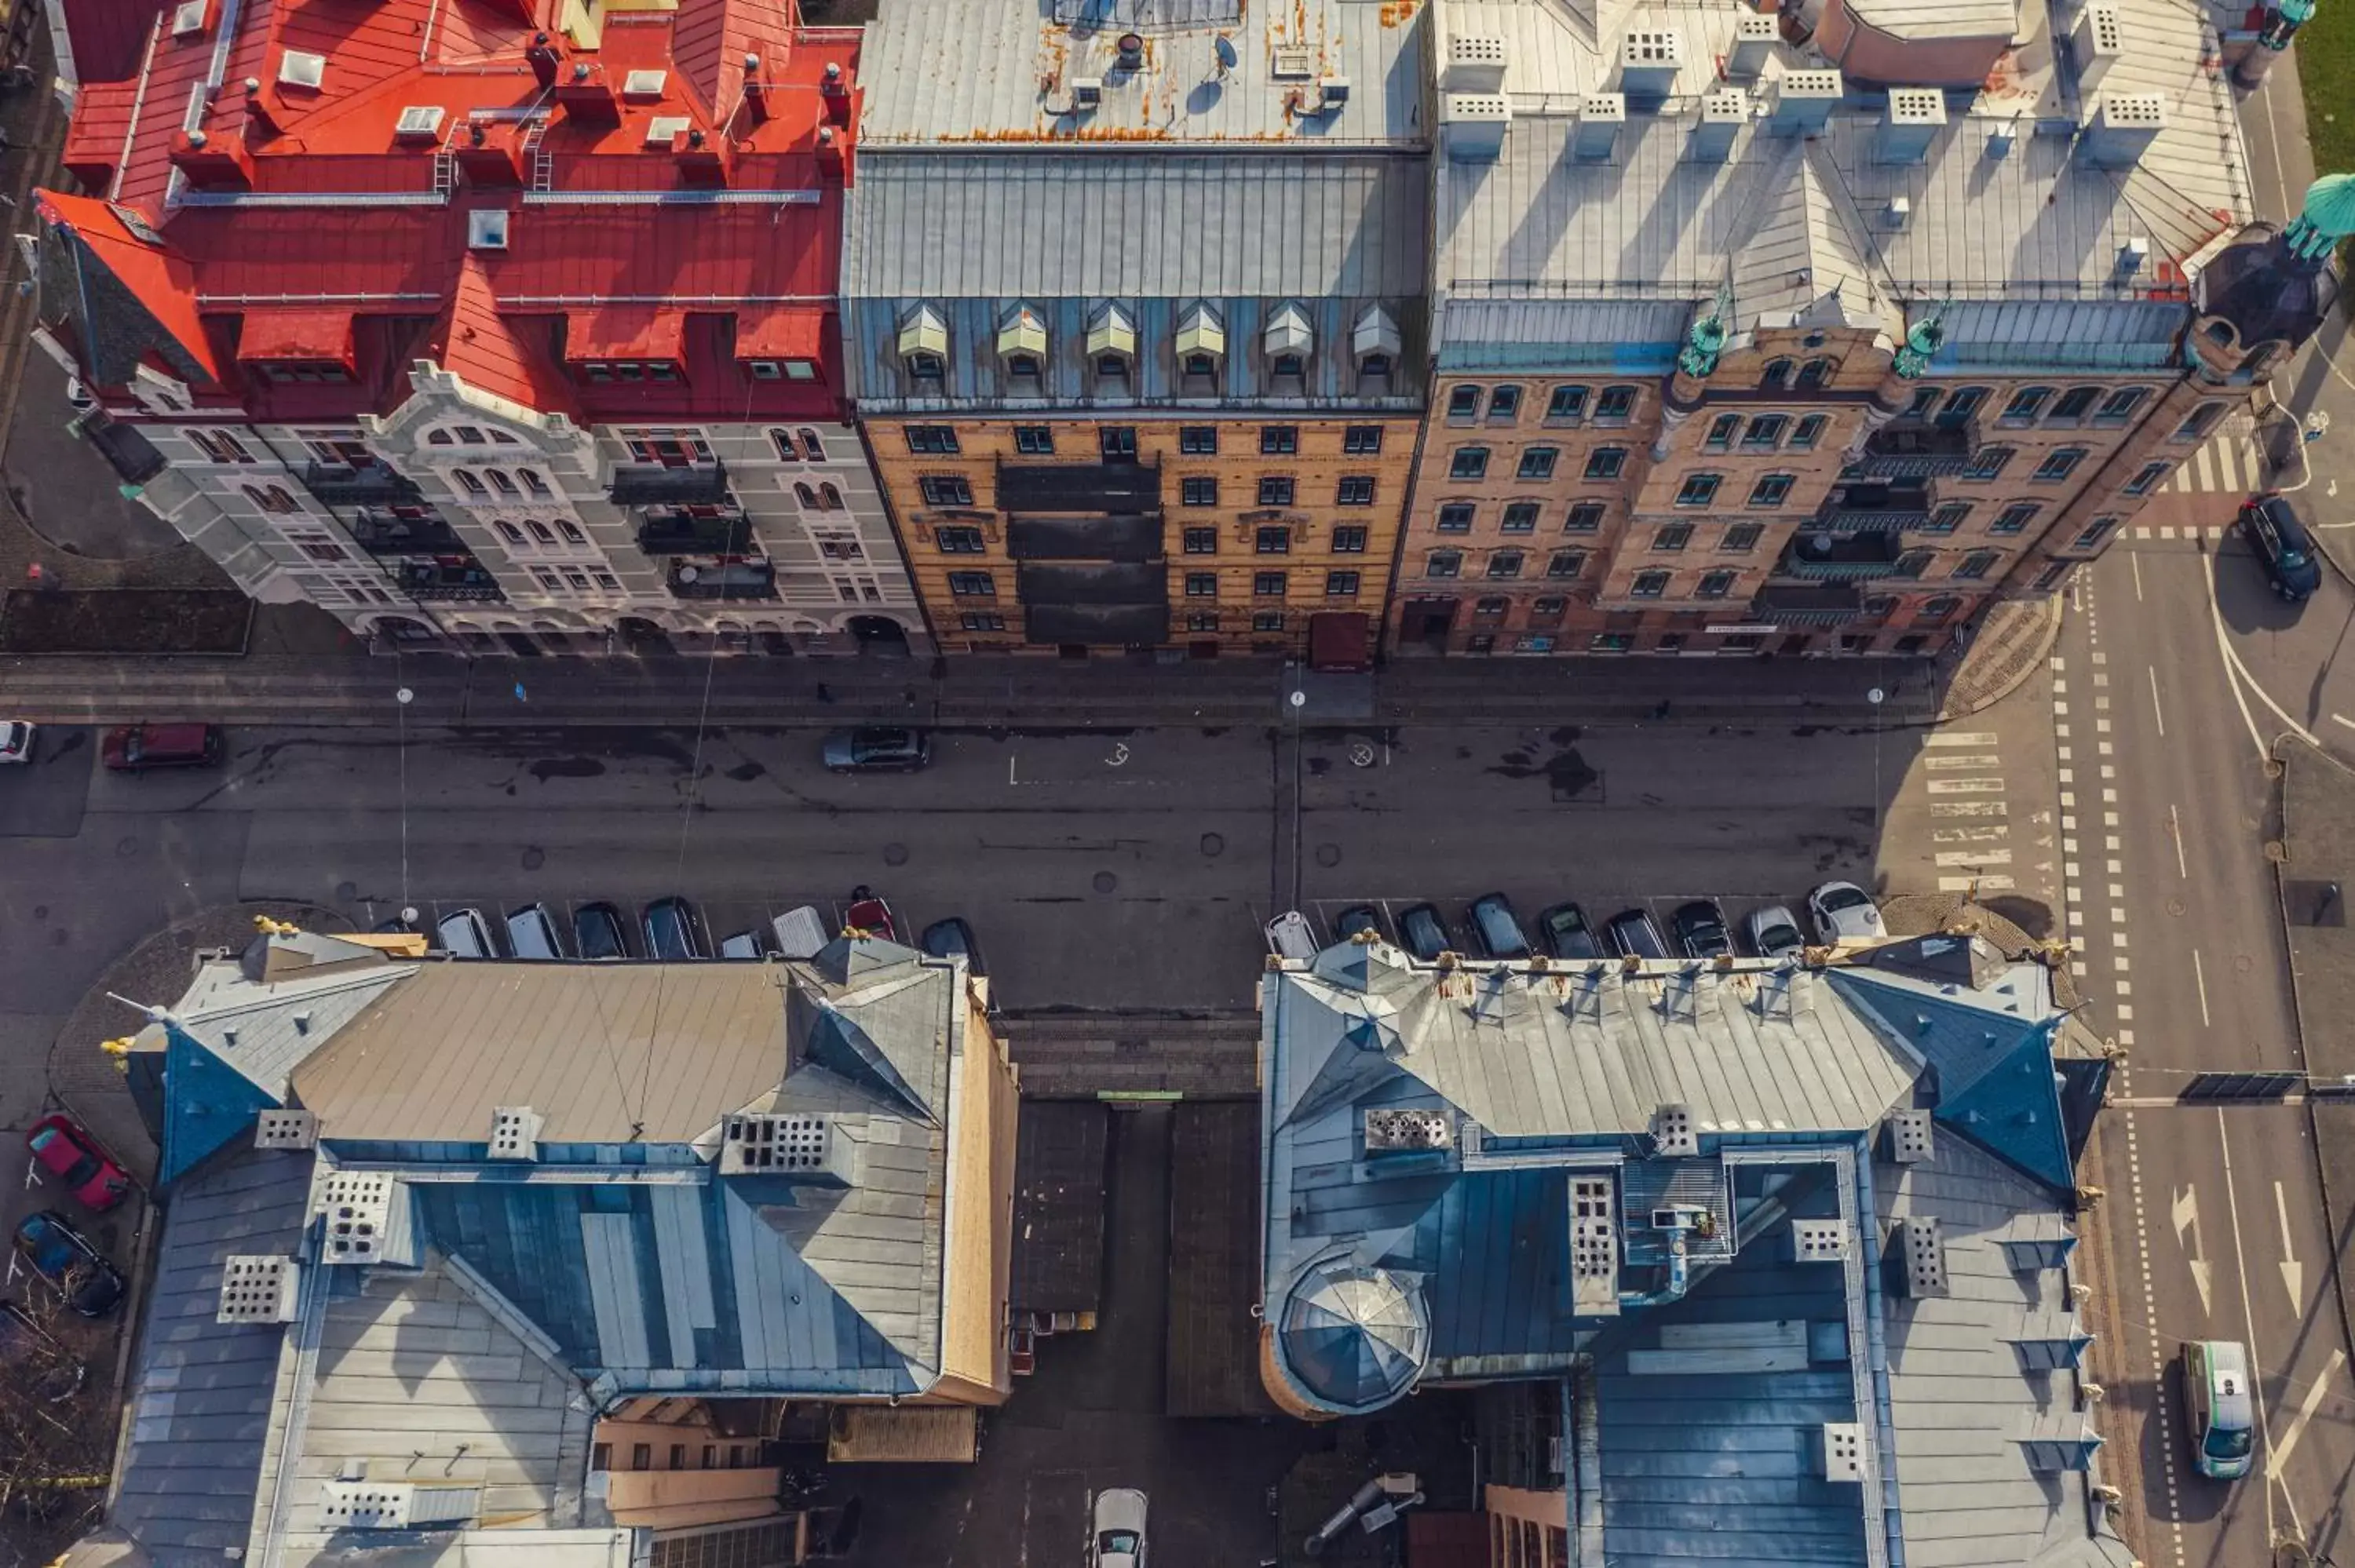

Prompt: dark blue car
[{"left": 13, "top": 1210, "right": 125, "bottom": 1318}]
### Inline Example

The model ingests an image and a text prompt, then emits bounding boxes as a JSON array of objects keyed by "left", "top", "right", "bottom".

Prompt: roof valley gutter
[
  {"left": 113, "top": 17, "right": 162, "bottom": 202},
  {"left": 1846, "top": 1140, "right": 1906, "bottom": 1568},
  {"left": 254, "top": 1242, "right": 334, "bottom": 1568}
]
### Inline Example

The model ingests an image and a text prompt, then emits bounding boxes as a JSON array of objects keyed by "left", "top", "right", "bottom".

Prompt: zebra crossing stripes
[
  {"left": 2127, "top": 524, "right": 2228, "bottom": 542},
  {"left": 1921, "top": 731, "right": 2017, "bottom": 893},
  {"left": 2163, "top": 432, "right": 2265, "bottom": 494}
]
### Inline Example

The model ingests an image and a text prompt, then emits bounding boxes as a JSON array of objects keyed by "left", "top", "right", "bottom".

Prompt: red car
[
  {"left": 844, "top": 885, "right": 897, "bottom": 942},
  {"left": 24, "top": 1114, "right": 131, "bottom": 1212}
]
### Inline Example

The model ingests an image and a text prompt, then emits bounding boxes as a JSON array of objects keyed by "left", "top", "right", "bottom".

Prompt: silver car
[
  {"left": 1808, "top": 881, "right": 1886, "bottom": 944},
  {"left": 1092, "top": 1489, "right": 1147, "bottom": 1568},
  {"left": 505, "top": 903, "right": 565, "bottom": 960},
  {"left": 1745, "top": 904, "right": 1806, "bottom": 959},
  {"left": 436, "top": 908, "right": 497, "bottom": 957}
]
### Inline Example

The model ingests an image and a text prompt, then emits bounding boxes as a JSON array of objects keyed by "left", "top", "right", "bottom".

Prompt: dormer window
[
  {"left": 997, "top": 304, "right": 1047, "bottom": 388},
  {"left": 1177, "top": 302, "right": 1226, "bottom": 386},
  {"left": 1265, "top": 302, "right": 1313, "bottom": 386},
  {"left": 898, "top": 304, "right": 949, "bottom": 384},
  {"left": 1353, "top": 304, "right": 1400, "bottom": 388},
  {"left": 1087, "top": 302, "right": 1137, "bottom": 383}
]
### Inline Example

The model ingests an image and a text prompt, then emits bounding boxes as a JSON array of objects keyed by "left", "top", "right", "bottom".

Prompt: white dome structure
[{"left": 1277, "top": 1264, "right": 1429, "bottom": 1412}]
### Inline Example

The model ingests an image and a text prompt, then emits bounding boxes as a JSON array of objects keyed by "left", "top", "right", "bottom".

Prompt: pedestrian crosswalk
[
  {"left": 1921, "top": 730, "right": 2017, "bottom": 895},
  {"left": 2163, "top": 425, "right": 2266, "bottom": 495},
  {"left": 2123, "top": 523, "right": 2229, "bottom": 542}
]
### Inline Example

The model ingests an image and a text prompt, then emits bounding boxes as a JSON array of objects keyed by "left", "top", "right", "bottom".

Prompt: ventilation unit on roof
[
  {"left": 1791, "top": 1219, "right": 1849, "bottom": 1263},
  {"left": 2116, "top": 236, "right": 2149, "bottom": 275},
  {"left": 1650, "top": 1102, "right": 1700, "bottom": 1158},
  {"left": 1364, "top": 1108, "right": 1454, "bottom": 1152},
  {"left": 1768, "top": 70, "right": 1842, "bottom": 136},
  {"left": 2072, "top": 4, "right": 2125, "bottom": 98},
  {"left": 1727, "top": 13, "right": 1777, "bottom": 78},
  {"left": 1444, "top": 34, "right": 1507, "bottom": 94},
  {"left": 254, "top": 1109, "right": 317, "bottom": 1150},
  {"left": 1882, "top": 195, "right": 1912, "bottom": 230},
  {"left": 1569, "top": 1174, "right": 1621, "bottom": 1316},
  {"left": 644, "top": 115, "right": 691, "bottom": 148},
  {"left": 1985, "top": 118, "right": 2017, "bottom": 159},
  {"left": 1070, "top": 76, "right": 1104, "bottom": 110},
  {"left": 1575, "top": 93, "right": 1625, "bottom": 161},
  {"left": 314, "top": 1171, "right": 414, "bottom": 1267},
  {"left": 278, "top": 49, "right": 326, "bottom": 91},
  {"left": 623, "top": 69, "right": 667, "bottom": 100},
  {"left": 2083, "top": 93, "right": 2166, "bottom": 170},
  {"left": 1689, "top": 89, "right": 1746, "bottom": 163},
  {"left": 720, "top": 1112, "right": 860, "bottom": 1184},
  {"left": 217, "top": 1255, "right": 301, "bottom": 1323},
  {"left": 467, "top": 209, "right": 509, "bottom": 250},
  {"left": 1441, "top": 93, "right": 1510, "bottom": 163},
  {"left": 395, "top": 105, "right": 446, "bottom": 141},
  {"left": 1617, "top": 30, "right": 1683, "bottom": 103},
  {"left": 1821, "top": 1422, "right": 1866, "bottom": 1482},
  {"left": 1886, "top": 1108, "right": 1933, "bottom": 1163},
  {"left": 1271, "top": 45, "right": 1315, "bottom": 80},
  {"left": 170, "top": 0, "right": 206, "bottom": 37},
  {"left": 318, "top": 1479, "right": 481, "bottom": 1530},
  {"left": 488, "top": 1105, "right": 542, "bottom": 1161},
  {"left": 1897, "top": 1215, "right": 1949, "bottom": 1296},
  {"left": 1877, "top": 89, "right": 1946, "bottom": 164},
  {"left": 1313, "top": 75, "right": 1350, "bottom": 111}
]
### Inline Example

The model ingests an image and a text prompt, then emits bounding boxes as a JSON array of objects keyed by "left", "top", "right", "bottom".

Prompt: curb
[{"left": 1936, "top": 595, "right": 2063, "bottom": 722}]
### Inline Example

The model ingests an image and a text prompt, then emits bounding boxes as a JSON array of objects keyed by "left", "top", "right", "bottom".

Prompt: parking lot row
[
  {"left": 1283, "top": 886, "right": 1886, "bottom": 965},
  {"left": 363, "top": 891, "right": 984, "bottom": 968}
]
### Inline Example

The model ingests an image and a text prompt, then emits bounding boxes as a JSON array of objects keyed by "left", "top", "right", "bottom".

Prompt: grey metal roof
[
  {"left": 857, "top": 0, "right": 1428, "bottom": 147},
  {"left": 169, "top": 938, "right": 411, "bottom": 1103},
  {"left": 111, "top": 1149, "right": 316, "bottom": 1568}
]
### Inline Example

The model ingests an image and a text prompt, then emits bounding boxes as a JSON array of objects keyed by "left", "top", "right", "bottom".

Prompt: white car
[
  {"left": 1744, "top": 904, "right": 1806, "bottom": 959},
  {"left": 0, "top": 721, "right": 33, "bottom": 764},
  {"left": 1808, "top": 881, "right": 1886, "bottom": 944},
  {"left": 1092, "top": 1488, "right": 1147, "bottom": 1568}
]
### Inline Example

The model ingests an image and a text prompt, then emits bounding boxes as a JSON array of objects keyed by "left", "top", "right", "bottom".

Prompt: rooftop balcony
[
  {"left": 303, "top": 459, "right": 423, "bottom": 506},
  {"left": 667, "top": 560, "right": 777, "bottom": 600},
  {"left": 1750, "top": 582, "right": 1863, "bottom": 626},
  {"left": 349, "top": 512, "right": 466, "bottom": 556},
  {"left": 995, "top": 460, "right": 1162, "bottom": 513},
  {"left": 609, "top": 460, "right": 732, "bottom": 506},
  {"left": 1820, "top": 481, "right": 1932, "bottom": 533},
  {"left": 1848, "top": 425, "right": 1974, "bottom": 480},
  {"left": 1779, "top": 531, "right": 1905, "bottom": 581},
  {"left": 637, "top": 510, "right": 754, "bottom": 556}
]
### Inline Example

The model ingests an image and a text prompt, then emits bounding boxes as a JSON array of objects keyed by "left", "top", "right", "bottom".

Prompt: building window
[
  {"left": 1260, "top": 425, "right": 1299, "bottom": 456},
  {"left": 1595, "top": 385, "right": 1638, "bottom": 422},
  {"left": 1254, "top": 571, "right": 1288, "bottom": 597},
  {"left": 1935, "top": 388, "right": 1988, "bottom": 430},
  {"left": 1791, "top": 414, "right": 1828, "bottom": 449},
  {"left": 1796, "top": 358, "right": 1835, "bottom": 390},
  {"left": 2123, "top": 461, "right": 2171, "bottom": 496},
  {"left": 1517, "top": 447, "right": 1559, "bottom": 481},
  {"left": 1182, "top": 477, "right": 1219, "bottom": 507},
  {"left": 1583, "top": 447, "right": 1627, "bottom": 481},
  {"left": 2074, "top": 516, "right": 2119, "bottom": 549},
  {"left": 1337, "top": 476, "right": 1376, "bottom": 506},
  {"left": 1451, "top": 447, "right": 1490, "bottom": 480},
  {"left": 1325, "top": 570, "right": 1361, "bottom": 597},
  {"left": 935, "top": 524, "right": 984, "bottom": 553},
  {"left": 1696, "top": 569, "right": 1737, "bottom": 599},
  {"left": 1180, "top": 426, "right": 1218, "bottom": 455},
  {"left": 1630, "top": 570, "right": 1670, "bottom": 598},
  {"left": 1893, "top": 549, "right": 1932, "bottom": 579},
  {"left": 1437, "top": 503, "right": 1475, "bottom": 533},
  {"left": 454, "top": 469, "right": 488, "bottom": 497},
  {"left": 1546, "top": 385, "right": 1588, "bottom": 422},
  {"left": 1592, "top": 632, "right": 1636, "bottom": 651},
  {"left": 1529, "top": 595, "right": 1567, "bottom": 623},
  {"left": 1466, "top": 596, "right": 1505, "bottom": 622},
  {"left": 1187, "top": 611, "right": 1219, "bottom": 632},
  {"left": 192, "top": 429, "right": 257, "bottom": 463},
  {"left": 1255, "top": 525, "right": 1290, "bottom": 553},
  {"left": 1965, "top": 446, "right": 2014, "bottom": 481},
  {"left": 1721, "top": 522, "right": 1763, "bottom": 552},
  {"left": 1426, "top": 550, "right": 1462, "bottom": 578},
  {"left": 2050, "top": 386, "right": 2100, "bottom": 422},
  {"left": 1014, "top": 426, "right": 1054, "bottom": 454},
  {"left": 1747, "top": 473, "right": 1795, "bottom": 508},
  {"left": 947, "top": 571, "right": 995, "bottom": 597},
  {"left": 918, "top": 476, "right": 973, "bottom": 507},
  {"left": 2032, "top": 447, "right": 2087, "bottom": 483},
  {"left": 1185, "top": 571, "right": 1218, "bottom": 597},
  {"left": 905, "top": 425, "right": 959, "bottom": 455},
  {"left": 962, "top": 612, "right": 1006, "bottom": 632},
  {"left": 1254, "top": 611, "right": 1287, "bottom": 633},
  {"left": 1333, "top": 526, "right": 1368, "bottom": 553},
  {"left": 1488, "top": 386, "right": 1522, "bottom": 421},
  {"left": 243, "top": 483, "right": 301, "bottom": 514},
  {"left": 1953, "top": 550, "right": 1999, "bottom": 580},
  {"left": 1760, "top": 359, "right": 1793, "bottom": 391},
  {"left": 1565, "top": 501, "right": 1605, "bottom": 533},
  {"left": 1448, "top": 385, "right": 1482, "bottom": 421},
  {"left": 1501, "top": 502, "right": 1539, "bottom": 534},
  {"left": 2173, "top": 402, "right": 2226, "bottom": 442},
  {"left": 1992, "top": 502, "right": 2040, "bottom": 534},
  {"left": 1488, "top": 550, "right": 1525, "bottom": 579},
  {"left": 1741, "top": 415, "right": 1787, "bottom": 450},
  {"left": 1547, "top": 549, "right": 1586, "bottom": 578},
  {"left": 2033, "top": 561, "right": 2072, "bottom": 589},
  {"left": 1653, "top": 523, "right": 1693, "bottom": 551},
  {"left": 1703, "top": 414, "right": 1740, "bottom": 451},
  {"left": 1183, "top": 526, "right": 1218, "bottom": 554},
  {"left": 1674, "top": 474, "right": 1720, "bottom": 508},
  {"left": 1101, "top": 427, "right": 1138, "bottom": 460},
  {"left": 1925, "top": 501, "right": 1971, "bottom": 533},
  {"left": 1918, "top": 594, "right": 1963, "bottom": 625},
  {"left": 2000, "top": 387, "right": 2053, "bottom": 424},
  {"left": 1258, "top": 477, "right": 1295, "bottom": 507}
]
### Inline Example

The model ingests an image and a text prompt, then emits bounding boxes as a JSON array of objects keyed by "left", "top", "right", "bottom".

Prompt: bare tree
[{"left": 0, "top": 1285, "right": 115, "bottom": 1566}]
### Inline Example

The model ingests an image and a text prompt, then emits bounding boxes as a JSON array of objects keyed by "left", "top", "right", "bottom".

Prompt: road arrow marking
[
  {"left": 2276, "top": 1182, "right": 2304, "bottom": 1307},
  {"left": 2173, "top": 1184, "right": 2212, "bottom": 1316}
]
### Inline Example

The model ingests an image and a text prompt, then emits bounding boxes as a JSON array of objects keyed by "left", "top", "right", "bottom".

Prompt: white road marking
[
  {"left": 2171, "top": 804, "right": 2186, "bottom": 878},
  {"left": 2273, "top": 1350, "right": 2346, "bottom": 1473},
  {"left": 2131, "top": 548, "right": 2145, "bottom": 602},
  {"left": 1926, "top": 778, "right": 2005, "bottom": 795},
  {"left": 2334, "top": 713, "right": 2355, "bottom": 733},
  {"left": 1926, "top": 753, "right": 2003, "bottom": 770},
  {"left": 2217, "top": 1111, "right": 2282, "bottom": 1544},
  {"left": 2275, "top": 1181, "right": 2304, "bottom": 1308},
  {"left": 1925, "top": 732, "right": 1999, "bottom": 746},
  {"left": 2148, "top": 667, "right": 2166, "bottom": 738},
  {"left": 1933, "top": 826, "right": 2010, "bottom": 844},
  {"left": 1938, "top": 874, "right": 2016, "bottom": 892},
  {"left": 1930, "top": 800, "right": 2007, "bottom": 819},
  {"left": 2193, "top": 950, "right": 2210, "bottom": 1028},
  {"left": 2172, "top": 1183, "right": 2212, "bottom": 1316},
  {"left": 1936, "top": 849, "right": 2014, "bottom": 867}
]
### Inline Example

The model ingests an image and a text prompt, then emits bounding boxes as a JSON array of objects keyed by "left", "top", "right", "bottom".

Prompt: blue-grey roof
[{"left": 112, "top": 1149, "right": 316, "bottom": 1568}]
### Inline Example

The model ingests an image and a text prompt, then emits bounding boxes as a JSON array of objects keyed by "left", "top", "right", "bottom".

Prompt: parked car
[
  {"left": 920, "top": 917, "right": 985, "bottom": 973},
  {"left": 0, "top": 1300, "right": 87, "bottom": 1400},
  {"left": 2182, "top": 1340, "right": 2256, "bottom": 1481},
  {"left": 719, "top": 927, "right": 773, "bottom": 960},
  {"left": 24, "top": 1114, "right": 131, "bottom": 1213},
  {"left": 0, "top": 720, "right": 34, "bottom": 764},
  {"left": 1537, "top": 902, "right": 1601, "bottom": 960},
  {"left": 823, "top": 727, "right": 930, "bottom": 773},
  {"left": 12, "top": 1210, "right": 125, "bottom": 1318},
  {"left": 1808, "top": 881, "right": 1886, "bottom": 944},
  {"left": 505, "top": 903, "right": 566, "bottom": 960},
  {"left": 1333, "top": 905, "right": 1387, "bottom": 944},
  {"left": 642, "top": 897, "right": 710, "bottom": 961},
  {"left": 1467, "top": 893, "right": 1532, "bottom": 959},
  {"left": 436, "top": 907, "right": 498, "bottom": 958},
  {"left": 1605, "top": 906, "right": 1670, "bottom": 960},
  {"left": 770, "top": 904, "right": 829, "bottom": 959},
  {"left": 1670, "top": 899, "right": 1732, "bottom": 960},
  {"left": 1265, "top": 910, "right": 1318, "bottom": 961},
  {"left": 2237, "top": 493, "right": 2323, "bottom": 603},
  {"left": 1397, "top": 903, "right": 1454, "bottom": 961},
  {"left": 1744, "top": 904, "right": 1807, "bottom": 960},
  {"left": 844, "top": 887, "right": 897, "bottom": 942},
  {"left": 102, "top": 722, "right": 224, "bottom": 771},
  {"left": 574, "top": 901, "right": 631, "bottom": 960},
  {"left": 1092, "top": 1488, "right": 1148, "bottom": 1568}
]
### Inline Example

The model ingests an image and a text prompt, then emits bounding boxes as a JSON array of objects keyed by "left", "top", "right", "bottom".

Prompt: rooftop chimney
[
  {"left": 557, "top": 60, "right": 620, "bottom": 127},
  {"left": 674, "top": 126, "right": 734, "bottom": 188},
  {"left": 816, "top": 122, "right": 851, "bottom": 184},
  {"left": 1616, "top": 29, "right": 1683, "bottom": 105},
  {"left": 2083, "top": 93, "right": 2165, "bottom": 169},
  {"left": 743, "top": 53, "right": 769, "bottom": 123},
  {"left": 1727, "top": 13, "right": 1777, "bottom": 78},
  {"left": 455, "top": 120, "right": 527, "bottom": 186},
  {"left": 1689, "top": 88, "right": 1746, "bottom": 163},
  {"left": 242, "top": 75, "right": 283, "bottom": 138},
  {"left": 1768, "top": 69, "right": 1842, "bottom": 136},
  {"left": 1574, "top": 92, "right": 1625, "bottom": 161},
  {"left": 1443, "top": 33, "right": 1508, "bottom": 94},
  {"left": 820, "top": 59, "right": 853, "bottom": 126},
  {"left": 526, "top": 31, "right": 560, "bottom": 90},
  {"left": 1876, "top": 88, "right": 1946, "bottom": 164},
  {"left": 170, "top": 127, "right": 254, "bottom": 191},
  {"left": 1441, "top": 93, "right": 1510, "bottom": 162},
  {"left": 2071, "top": 5, "right": 2125, "bottom": 99}
]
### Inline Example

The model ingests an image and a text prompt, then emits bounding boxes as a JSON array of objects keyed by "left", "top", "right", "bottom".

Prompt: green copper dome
[{"left": 2299, "top": 173, "right": 2355, "bottom": 240}]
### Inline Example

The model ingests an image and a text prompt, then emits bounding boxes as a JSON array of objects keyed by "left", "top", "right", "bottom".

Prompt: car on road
[
  {"left": 823, "top": 727, "right": 930, "bottom": 773},
  {"left": 0, "top": 720, "right": 35, "bottom": 764},
  {"left": 1605, "top": 906, "right": 1670, "bottom": 960},
  {"left": 719, "top": 926, "right": 773, "bottom": 960},
  {"left": 920, "top": 917, "right": 985, "bottom": 974},
  {"left": 1808, "top": 881, "right": 1886, "bottom": 945},
  {"left": 2236, "top": 493, "right": 2323, "bottom": 603},
  {"left": 1265, "top": 911, "right": 1318, "bottom": 961},
  {"left": 12, "top": 1210, "right": 125, "bottom": 1318},
  {"left": 505, "top": 903, "right": 566, "bottom": 960},
  {"left": 24, "top": 1114, "right": 131, "bottom": 1213},
  {"left": 1537, "top": 902, "right": 1602, "bottom": 960},
  {"left": 102, "top": 722, "right": 224, "bottom": 771},
  {"left": 1744, "top": 904, "right": 1807, "bottom": 960},
  {"left": 436, "top": 907, "right": 498, "bottom": 958},
  {"left": 1397, "top": 903, "right": 1455, "bottom": 961},
  {"left": 574, "top": 902, "right": 631, "bottom": 960},
  {"left": 1092, "top": 1488, "right": 1148, "bottom": 1568},
  {"left": 1670, "top": 899, "right": 1732, "bottom": 961},
  {"left": 1467, "top": 893, "right": 1531, "bottom": 959},
  {"left": 1333, "top": 905, "right": 1387, "bottom": 944},
  {"left": 844, "top": 887, "right": 897, "bottom": 942},
  {"left": 642, "top": 897, "right": 710, "bottom": 961},
  {"left": 2182, "top": 1340, "right": 2255, "bottom": 1481}
]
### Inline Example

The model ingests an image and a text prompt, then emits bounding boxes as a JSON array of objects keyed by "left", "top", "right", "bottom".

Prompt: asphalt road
[{"left": 2069, "top": 516, "right": 2355, "bottom": 1568}]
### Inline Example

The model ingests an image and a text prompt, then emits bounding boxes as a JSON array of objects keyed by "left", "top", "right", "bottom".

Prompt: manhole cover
[
  {"left": 883, "top": 842, "right": 910, "bottom": 867},
  {"left": 2236, "top": 954, "right": 2255, "bottom": 973},
  {"left": 2167, "top": 896, "right": 2187, "bottom": 917},
  {"left": 1200, "top": 833, "right": 1225, "bottom": 857},
  {"left": 1093, "top": 871, "right": 1119, "bottom": 894},
  {"left": 1315, "top": 844, "right": 1342, "bottom": 867},
  {"left": 521, "top": 847, "right": 546, "bottom": 871},
  {"left": 335, "top": 881, "right": 358, "bottom": 902},
  {"left": 115, "top": 836, "right": 139, "bottom": 858},
  {"left": 30, "top": 905, "right": 46, "bottom": 921}
]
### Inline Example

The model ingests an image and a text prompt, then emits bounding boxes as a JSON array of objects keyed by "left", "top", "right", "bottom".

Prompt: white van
[
  {"left": 1265, "top": 911, "right": 1318, "bottom": 962},
  {"left": 2182, "top": 1340, "right": 2255, "bottom": 1481}
]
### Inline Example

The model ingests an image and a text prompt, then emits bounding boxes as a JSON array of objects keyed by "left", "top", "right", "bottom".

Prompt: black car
[
  {"left": 2238, "top": 493, "right": 2323, "bottom": 602},
  {"left": 1537, "top": 902, "right": 1601, "bottom": 960},
  {"left": 574, "top": 902, "right": 632, "bottom": 960},
  {"left": 1333, "top": 905, "right": 1387, "bottom": 943},
  {"left": 823, "top": 727, "right": 931, "bottom": 773},
  {"left": 1466, "top": 893, "right": 1532, "bottom": 959},
  {"left": 920, "top": 917, "right": 986, "bottom": 975},
  {"left": 13, "top": 1211, "right": 125, "bottom": 1318},
  {"left": 1397, "top": 903, "right": 1455, "bottom": 961},
  {"left": 1670, "top": 899, "right": 1732, "bottom": 960},
  {"left": 642, "top": 897, "right": 710, "bottom": 961},
  {"left": 1605, "top": 906, "right": 1670, "bottom": 961}
]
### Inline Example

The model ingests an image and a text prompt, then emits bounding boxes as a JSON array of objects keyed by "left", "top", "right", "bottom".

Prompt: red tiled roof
[
  {"left": 564, "top": 306, "right": 685, "bottom": 362},
  {"left": 737, "top": 308, "right": 825, "bottom": 360},
  {"left": 57, "top": 0, "right": 172, "bottom": 86},
  {"left": 35, "top": 189, "right": 225, "bottom": 384},
  {"left": 235, "top": 308, "right": 357, "bottom": 361},
  {"left": 429, "top": 253, "right": 579, "bottom": 419}
]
